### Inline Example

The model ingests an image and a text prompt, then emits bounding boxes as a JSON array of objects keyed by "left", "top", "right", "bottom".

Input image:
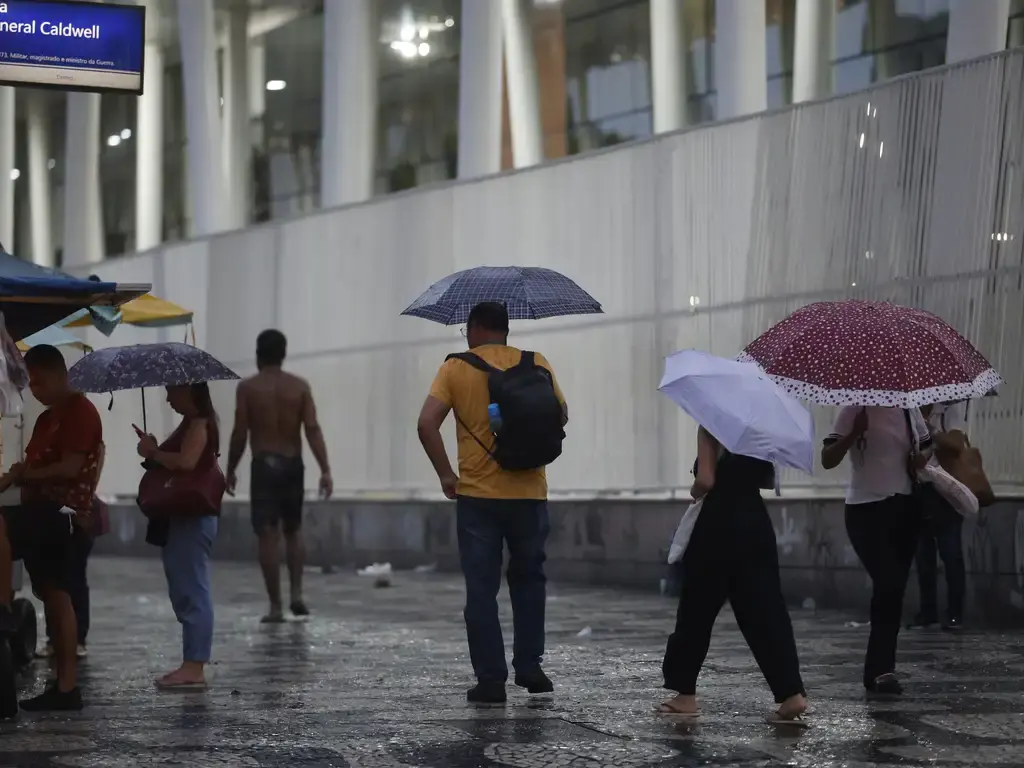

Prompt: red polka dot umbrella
[{"left": 738, "top": 300, "right": 1002, "bottom": 408}]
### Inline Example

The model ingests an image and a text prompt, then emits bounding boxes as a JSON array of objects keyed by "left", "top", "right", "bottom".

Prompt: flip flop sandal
[
  {"left": 653, "top": 703, "right": 701, "bottom": 718},
  {"left": 155, "top": 679, "right": 208, "bottom": 692},
  {"left": 765, "top": 709, "right": 808, "bottom": 727}
]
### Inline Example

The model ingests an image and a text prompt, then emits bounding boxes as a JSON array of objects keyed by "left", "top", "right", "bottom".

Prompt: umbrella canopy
[
  {"left": 17, "top": 325, "right": 91, "bottom": 353},
  {"left": 68, "top": 342, "right": 239, "bottom": 393},
  {"left": 65, "top": 293, "right": 193, "bottom": 332},
  {"left": 739, "top": 300, "right": 1002, "bottom": 408},
  {"left": 401, "top": 266, "right": 603, "bottom": 325},
  {"left": 0, "top": 246, "right": 149, "bottom": 340},
  {"left": 659, "top": 349, "right": 815, "bottom": 474}
]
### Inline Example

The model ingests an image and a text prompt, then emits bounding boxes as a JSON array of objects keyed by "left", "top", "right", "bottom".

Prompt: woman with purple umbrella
[
  {"left": 135, "top": 383, "right": 222, "bottom": 690},
  {"left": 68, "top": 342, "right": 238, "bottom": 691}
]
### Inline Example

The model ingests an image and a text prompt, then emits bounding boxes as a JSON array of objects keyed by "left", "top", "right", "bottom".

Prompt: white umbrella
[{"left": 658, "top": 349, "right": 815, "bottom": 474}]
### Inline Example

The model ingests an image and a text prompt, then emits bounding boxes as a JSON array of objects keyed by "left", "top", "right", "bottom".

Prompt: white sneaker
[
  {"left": 76, "top": 644, "right": 88, "bottom": 659},
  {"left": 34, "top": 643, "right": 54, "bottom": 659}
]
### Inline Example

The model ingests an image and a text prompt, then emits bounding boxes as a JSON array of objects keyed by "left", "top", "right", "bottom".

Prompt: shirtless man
[{"left": 226, "top": 330, "right": 332, "bottom": 622}]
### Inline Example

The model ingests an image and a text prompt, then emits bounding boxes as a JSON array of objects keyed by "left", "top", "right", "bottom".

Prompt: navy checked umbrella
[{"left": 401, "top": 266, "right": 603, "bottom": 325}]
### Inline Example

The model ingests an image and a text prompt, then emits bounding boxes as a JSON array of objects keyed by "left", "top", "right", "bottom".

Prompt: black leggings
[
  {"left": 844, "top": 494, "right": 920, "bottom": 687},
  {"left": 663, "top": 492, "right": 804, "bottom": 703}
]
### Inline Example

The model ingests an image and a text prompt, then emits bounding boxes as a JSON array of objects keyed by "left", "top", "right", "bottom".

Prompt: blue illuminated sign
[{"left": 0, "top": 0, "right": 146, "bottom": 94}]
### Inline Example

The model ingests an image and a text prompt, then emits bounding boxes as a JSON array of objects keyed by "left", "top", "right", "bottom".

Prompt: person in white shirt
[
  {"left": 822, "top": 406, "right": 931, "bottom": 696},
  {"left": 907, "top": 401, "right": 967, "bottom": 630}
]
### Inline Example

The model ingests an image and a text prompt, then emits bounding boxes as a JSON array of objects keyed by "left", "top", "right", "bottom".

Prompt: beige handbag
[{"left": 933, "top": 430, "right": 995, "bottom": 507}]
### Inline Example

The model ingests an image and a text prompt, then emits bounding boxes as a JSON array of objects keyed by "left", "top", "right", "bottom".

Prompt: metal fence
[{"left": 60, "top": 49, "right": 1024, "bottom": 499}]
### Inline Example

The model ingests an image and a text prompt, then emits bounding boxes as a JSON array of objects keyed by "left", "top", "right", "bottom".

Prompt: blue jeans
[
  {"left": 161, "top": 516, "right": 218, "bottom": 663},
  {"left": 456, "top": 496, "right": 550, "bottom": 684}
]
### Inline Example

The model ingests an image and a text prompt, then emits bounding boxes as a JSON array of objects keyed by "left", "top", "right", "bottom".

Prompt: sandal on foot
[
  {"left": 260, "top": 612, "right": 287, "bottom": 624},
  {"left": 290, "top": 600, "right": 310, "bottom": 617},
  {"left": 766, "top": 708, "right": 808, "bottom": 727},
  {"left": 654, "top": 702, "right": 700, "bottom": 718},
  {"left": 155, "top": 678, "right": 208, "bottom": 692}
]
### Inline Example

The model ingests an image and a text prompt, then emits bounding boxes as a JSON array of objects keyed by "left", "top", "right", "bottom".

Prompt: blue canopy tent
[{"left": 0, "top": 248, "right": 149, "bottom": 341}]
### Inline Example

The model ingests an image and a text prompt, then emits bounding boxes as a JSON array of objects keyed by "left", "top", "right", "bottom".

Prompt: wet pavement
[{"left": 1, "top": 557, "right": 1022, "bottom": 767}]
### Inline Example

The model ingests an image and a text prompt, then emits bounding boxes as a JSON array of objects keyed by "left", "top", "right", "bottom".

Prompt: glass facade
[{"left": 7, "top": 0, "right": 995, "bottom": 262}]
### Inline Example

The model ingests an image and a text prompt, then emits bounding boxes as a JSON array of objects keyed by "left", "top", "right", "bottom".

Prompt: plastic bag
[
  {"left": 0, "top": 310, "right": 27, "bottom": 416},
  {"left": 918, "top": 459, "right": 979, "bottom": 518},
  {"left": 667, "top": 498, "right": 703, "bottom": 564}
]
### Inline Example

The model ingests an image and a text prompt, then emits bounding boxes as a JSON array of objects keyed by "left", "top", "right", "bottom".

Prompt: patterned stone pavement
[{"left": 1, "top": 557, "right": 1022, "bottom": 767}]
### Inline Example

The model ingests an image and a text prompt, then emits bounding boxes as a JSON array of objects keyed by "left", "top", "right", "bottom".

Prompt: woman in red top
[{"left": 136, "top": 383, "right": 220, "bottom": 691}]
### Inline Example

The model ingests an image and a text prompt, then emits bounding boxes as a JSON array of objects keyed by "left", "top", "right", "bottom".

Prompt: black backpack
[{"left": 446, "top": 351, "right": 565, "bottom": 471}]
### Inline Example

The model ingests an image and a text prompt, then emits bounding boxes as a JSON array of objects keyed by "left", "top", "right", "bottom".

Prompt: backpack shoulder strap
[
  {"left": 517, "top": 351, "right": 536, "bottom": 368},
  {"left": 445, "top": 352, "right": 497, "bottom": 374}
]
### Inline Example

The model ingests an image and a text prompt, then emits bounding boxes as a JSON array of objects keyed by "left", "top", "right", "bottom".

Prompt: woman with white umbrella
[{"left": 656, "top": 351, "right": 810, "bottom": 724}]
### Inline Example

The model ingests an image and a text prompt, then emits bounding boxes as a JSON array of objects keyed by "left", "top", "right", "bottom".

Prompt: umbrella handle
[{"left": 141, "top": 388, "right": 147, "bottom": 433}]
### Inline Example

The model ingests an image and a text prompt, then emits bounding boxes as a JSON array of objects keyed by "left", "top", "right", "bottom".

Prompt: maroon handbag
[{"left": 137, "top": 457, "right": 226, "bottom": 519}]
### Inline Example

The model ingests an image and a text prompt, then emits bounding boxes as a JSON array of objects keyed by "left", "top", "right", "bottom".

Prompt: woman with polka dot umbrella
[
  {"left": 742, "top": 299, "right": 1000, "bottom": 698},
  {"left": 738, "top": 300, "right": 1002, "bottom": 408}
]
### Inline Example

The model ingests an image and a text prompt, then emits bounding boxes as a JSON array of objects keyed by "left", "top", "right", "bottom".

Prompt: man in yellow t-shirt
[{"left": 417, "top": 302, "right": 567, "bottom": 705}]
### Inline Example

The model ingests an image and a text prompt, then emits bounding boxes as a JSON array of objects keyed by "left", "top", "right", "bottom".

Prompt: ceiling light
[
  {"left": 444, "top": 16, "right": 454, "bottom": 27},
  {"left": 266, "top": 79, "right": 286, "bottom": 91},
  {"left": 878, "top": 141, "right": 884, "bottom": 157},
  {"left": 107, "top": 135, "right": 121, "bottom": 147},
  {"left": 47, "top": 158, "right": 55, "bottom": 170},
  {"left": 417, "top": 42, "right": 430, "bottom": 56},
  {"left": 120, "top": 128, "right": 132, "bottom": 140},
  {"left": 400, "top": 24, "right": 414, "bottom": 42},
  {"left": 9, "top": 168, "right": 19, "bottom": 181},
  {"left": 858, "top": 133, "right": 865, "bottom": 148}
]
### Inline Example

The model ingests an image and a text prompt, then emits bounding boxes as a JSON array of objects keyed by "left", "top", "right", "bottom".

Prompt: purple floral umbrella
[{"left": 68, "top": 342, "right": 239, "bottom": 429}]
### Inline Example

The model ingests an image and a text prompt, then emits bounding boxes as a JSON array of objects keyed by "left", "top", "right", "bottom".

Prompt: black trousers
[
  {"left": 844, "top": 494, "right": 920, "bottom": 687},
  {"left": 663, "top": 491, "right": 804, "bottom": 703},
  {"left": 914, "top": 485, "right": 965, "bottom": 620},
  {"left": 47, "top": 531, "right": 93, "bottom": 647}
]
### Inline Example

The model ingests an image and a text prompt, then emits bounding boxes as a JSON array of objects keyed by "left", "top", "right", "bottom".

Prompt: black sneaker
[
  {"left": 514, "top": 668, "right": 554, "bottom": 694},
  {"left": 942, "top": 616, "right": 963, "bottom": 632},
  {"left": 906, "top": 613, "right": 938, "bottom": 629},
  {"left": 866, "top": 673, "right": 902, "bottom": 697},
  {"left": 466, "top": 682, "right": 506, "bottom": 705},
  {"left": 290, "top": 600, "right": 310, "bottom": 617},
  {"left": 20, "top": 684, "right": 83, "bottom": 712}
]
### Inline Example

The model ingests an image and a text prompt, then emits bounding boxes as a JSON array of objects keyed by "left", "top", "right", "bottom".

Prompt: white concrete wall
[{"left": 71, "top": 50, "right": 1024, "bottom": 499}]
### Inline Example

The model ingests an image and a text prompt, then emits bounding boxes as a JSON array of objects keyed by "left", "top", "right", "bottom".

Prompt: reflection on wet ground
[{"left": 1, "top": 557, "right": 1021, "bottom": 766}]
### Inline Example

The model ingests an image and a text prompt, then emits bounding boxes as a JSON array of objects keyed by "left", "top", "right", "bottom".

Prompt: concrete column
[
  {"left": 63, "top": 93, "right": 105, "bottom": 266},
  {"left": 457, "top": 0, "right": 504, "bottom": 178},
  {"left": 650, "top": 0, "right": 688, "bottom": 133},
  {"left": 135, "top": 39, "right": 165, "bottom": 251},
  {"left": 946, "top": 0, "right": 1010, "bottom": 64},
  {"left": 715, "top": 0, "right": 767, "bottom": 119},
  {"left": 26, "top": 94, "right": 53, "bottom": 267},
  {"left": 501, "top": 0, "right": 544, "bottom": 168},
  {"left": 1012, "top": 0, "right": 1024, "bottom": 48},
  {"left": 0, "top": 88, "right": 14, "bottom": 250},
  {"left": 792, "top": 0, "right": 835, "bottom": 103},
  {"left": 249, "top": 38, "right": 266, "bottom": 147},
  {"left": 222, "top": 5, "right": 251, "bottom": 228},
  {"left": 176, "top": 0, "right": 226, "bottom": 237},
  {"left": 321, "top": 0, "right": 378, "bottom": 207}
]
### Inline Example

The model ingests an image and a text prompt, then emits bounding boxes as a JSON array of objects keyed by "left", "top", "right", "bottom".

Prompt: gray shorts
[{"left": 250, "top": 454, "right": 304, "bottom": 534}]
